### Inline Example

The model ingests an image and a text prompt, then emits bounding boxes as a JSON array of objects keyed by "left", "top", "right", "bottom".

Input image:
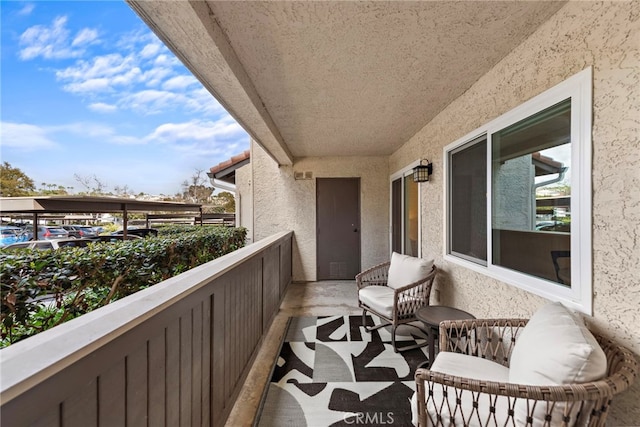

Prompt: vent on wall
[{"left": 294, "top": 171, "right": 313, "bottom": 180}]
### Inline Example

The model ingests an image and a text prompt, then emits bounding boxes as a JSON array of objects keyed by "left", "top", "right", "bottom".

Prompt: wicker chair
[
  {"left": 356, "top": 255, "right": 437, "bottom": 352},
  {"left": 413, "top": 318, "right": 638, "bottom": 426}
]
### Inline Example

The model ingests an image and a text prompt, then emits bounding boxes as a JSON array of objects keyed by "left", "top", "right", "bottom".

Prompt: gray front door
[{"left": 316, "top": 178, "right": 361, "bottom": 280}]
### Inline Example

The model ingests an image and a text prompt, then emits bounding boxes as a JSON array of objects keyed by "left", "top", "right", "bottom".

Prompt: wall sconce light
[{"left": 413, "top": 160, "right": 433, "bottom": 183}]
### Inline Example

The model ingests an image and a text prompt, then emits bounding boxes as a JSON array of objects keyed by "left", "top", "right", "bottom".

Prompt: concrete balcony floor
[{"left": 225, "top": 281, "right": 361, "bottom": 426}]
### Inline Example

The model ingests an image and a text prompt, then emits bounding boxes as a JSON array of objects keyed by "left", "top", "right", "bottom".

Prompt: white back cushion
[
  {"left": 387, "top": 252, "right": 434, "bottom": 290},
  {"left": 509, "top": 302, "right": 607, "bottom": 425}
]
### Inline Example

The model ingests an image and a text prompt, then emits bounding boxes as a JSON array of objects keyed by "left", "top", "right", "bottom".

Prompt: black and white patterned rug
[{"left": 256, "top": 315, "right": 429, "bottom": 427}]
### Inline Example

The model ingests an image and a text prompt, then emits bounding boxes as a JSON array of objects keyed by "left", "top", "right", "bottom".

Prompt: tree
[
  {"left": 37, "top": 182, "right": 69, "bottom": 196},
  {"left": 216, "top": 191, "right": 235, "bottom": 212},
  {"left": 114, "top": 185, "right": 134, "bottom": 197},
  {"left": 181, "top": 169, "right": 214, "bottom": 203},
  {"left": 0, "top": 162, "right": 35, "bottom": 196},
  {"left": 74, "top": 174, "right": 108, "bottom": 196}
]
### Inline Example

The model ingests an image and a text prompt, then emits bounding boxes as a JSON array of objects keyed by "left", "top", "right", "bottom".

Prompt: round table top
[{"left": 415, "top": 305, "right": 475, "bottom": 328}]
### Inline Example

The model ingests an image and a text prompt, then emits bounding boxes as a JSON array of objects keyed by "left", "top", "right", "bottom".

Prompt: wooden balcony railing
[{"left": 0, "top": 231, "right": 293, "bottom": 426}]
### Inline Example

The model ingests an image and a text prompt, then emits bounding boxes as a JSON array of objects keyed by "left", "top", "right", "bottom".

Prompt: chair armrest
[
  {"left": 438, "top": 318, "right": 528, "bottom": 366},
  {"left": 415, "top": 366, "right": 625, "bottom": 402},
  {"left": 392, "top": 265, "right": 437, "bottom": 318},
  {"left": 355, "top": 261, "right": 390, "bottom": 289}
]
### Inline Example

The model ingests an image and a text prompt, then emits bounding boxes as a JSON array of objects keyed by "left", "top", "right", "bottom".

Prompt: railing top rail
[{"left": 0, "top": 230, "right": 293, "bottom": 404}]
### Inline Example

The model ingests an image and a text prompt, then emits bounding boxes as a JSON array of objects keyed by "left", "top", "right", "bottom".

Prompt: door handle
[{"left": 353, "top": 228, "right": 358, "bottom": 232}]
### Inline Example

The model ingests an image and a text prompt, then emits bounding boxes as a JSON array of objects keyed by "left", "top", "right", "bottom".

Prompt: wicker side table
[{"left": 415, "top": 305, "right": 475, "bottom": 367}]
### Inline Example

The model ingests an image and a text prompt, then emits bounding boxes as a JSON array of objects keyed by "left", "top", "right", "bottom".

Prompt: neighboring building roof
[
  {"left": 208, "top": 150, "right": 250, "bottom": 184},
  {"left": 532, "top": 152, "right": 565, "bottom": 176}
]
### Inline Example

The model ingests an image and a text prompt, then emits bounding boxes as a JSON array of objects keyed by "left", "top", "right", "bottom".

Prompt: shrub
[{"left": 0, "top": 226, "right": 246, "bottom": 347}]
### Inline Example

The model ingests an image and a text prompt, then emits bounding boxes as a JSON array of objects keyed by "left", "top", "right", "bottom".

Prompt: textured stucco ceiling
[{"left": 128, "top": 1, "right": 566, "bottom": 164}]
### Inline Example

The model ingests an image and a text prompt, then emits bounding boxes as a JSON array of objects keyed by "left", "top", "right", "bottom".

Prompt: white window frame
[
  {"left": 443, "top": 67, "right": 593, "bottom": 314},
  {"left": 390, "top": 161, "right": 422, "bottom": 258}
]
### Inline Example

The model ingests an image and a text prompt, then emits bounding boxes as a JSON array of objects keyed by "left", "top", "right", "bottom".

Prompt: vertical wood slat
[
  {"left": 0, "top": 232, "right": 292, "bottom": 427},
  {"left": 225, "top": 271, "right": 233, "bottom": 404},
  {"left": 180, "top": 312, "right": 192, "bottom": 427},
  {"left": 62, "top": 379, "right": 97, "bottom": 426},
  {"left": 29, "top": 405, "right": 60, "bottom": 427},
  {"left": 263, "top": 245, "right": 280, "bottom": 328},
  {"left": 211, "top": 291, "right": 225, "bottom": 426},
  {"left": 202, "top": 296, "right": 211, "bottom": 426},
  {"left": 280, "top": 238, "right": 292, "bottom": 295},
  {"left": 166, "top": 321, "right": 180, "bottom": 426},
  {"left": 148, "top": 330, "right": 166, "bottom": 427},
  {"left": 99, "top": 359, "right": 126, "bottom": 426},
  {"left": 127, "top": 342, "right": 148, "bottom": 427},
  {"left": 192, "top": 302, "right": 203, "bottom": 427}
]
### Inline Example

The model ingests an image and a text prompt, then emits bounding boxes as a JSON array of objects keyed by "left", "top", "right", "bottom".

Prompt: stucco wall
[
  {"left": 235, "top": 162, "right": 254, "bottom": 244},
  {"left": 251, "top": 141, "right": 390, "bottom": 281},
  {"left": 390, "top": 2, "right": 640, "bottom": 423}
]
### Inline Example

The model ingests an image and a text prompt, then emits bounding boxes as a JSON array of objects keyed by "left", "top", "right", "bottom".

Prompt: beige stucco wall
[
  {"left": 390, "top": 2, "right": 640, "bottom": 423},
  {"left": 235, "top": 163, "right": 254, "bottom": 244},
  {"left": 251, "top": 141, "right": 390, "bottom": 281}
]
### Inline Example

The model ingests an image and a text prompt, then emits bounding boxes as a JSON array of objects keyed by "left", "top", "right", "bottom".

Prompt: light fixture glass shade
[{"left": 413, "top": 163, "right": 432, "bottom": 183}]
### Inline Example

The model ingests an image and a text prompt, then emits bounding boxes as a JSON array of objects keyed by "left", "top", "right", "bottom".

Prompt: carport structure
[{"left": 0, "top": 196, "right": 202, "bottom": 239}]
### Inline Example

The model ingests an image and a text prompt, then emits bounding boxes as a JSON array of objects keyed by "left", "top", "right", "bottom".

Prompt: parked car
[
  {"left": 538, "top": 222, "right": 571, "bottom": 233},
  {"left": 18, "top": 225, "right": 69, "bottom": 241},
  {"left": 62, "top": 225, "right": 99, "bottom": 238},
  {"left": 535, "top": 221, "right": 557, "bottom": 230},
  {"left": 89, "top": 235, "right": 143, "bottom": 242},
  {"left": 111, "top": 228, "right": 159, "bottom": 238},
  {"left": 3, "top": 238, "right": 94, "bottom": 251},
  {"left": 0, "top": 226, "right": 23, "bottom": 247}
]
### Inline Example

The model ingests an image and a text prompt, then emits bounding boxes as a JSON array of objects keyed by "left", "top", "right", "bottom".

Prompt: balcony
[
  {"left": 0, "top": 232, "right": 298, "bottom": 426},
  {"left": 3, "top": 2, "right": 639, "bottom": 424}
]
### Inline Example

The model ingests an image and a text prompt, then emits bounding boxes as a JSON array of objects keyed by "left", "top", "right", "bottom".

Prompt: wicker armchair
[
  {"left": 414, "top": 318, "right": 638, "bottom": 426},
  {"left": 356, "top": 255, "right": 437, "bottom": 352}
]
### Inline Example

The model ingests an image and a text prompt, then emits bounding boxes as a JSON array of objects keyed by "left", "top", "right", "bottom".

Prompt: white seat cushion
[
  {"left": 358, "top": 286, "right": 395, "bottom": 318},
  {"left": 387, "top": 252, "right": 434, "bottom": 290},
  {"left": 431, "top": 352, "right": 510, "bottom": 382},
  {"left": 412, "top": 352, "right": 511, "bottom": 426},
  {"left": 508, "top": 302, "right": 607, "bottom": 425}
]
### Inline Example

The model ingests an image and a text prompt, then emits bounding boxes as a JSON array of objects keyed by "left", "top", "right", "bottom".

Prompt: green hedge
[{"left": 0, "top": 226, "right": 246, "bottom": 347}]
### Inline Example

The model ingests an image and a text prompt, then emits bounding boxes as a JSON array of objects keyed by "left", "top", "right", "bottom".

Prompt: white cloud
[
  {"left": 116, "top": 28, "right": 158, "bottom": 52},
  {"left": 57, "top": 53, "right": 136, "bottom": 80},
  {"left": 22, "top": 18, "right": 238, "bottom": 131},
  {"left": 120, "top": 89, "right": 180, "bottom": 114},
  {"left": 186, "top": 87, "right": 225, "bottom": 115},
  {"left": 49, "top": 122, "right": 116, "bottom": 138},
  {"left": 0, "top": 122, "right": 59, "bottom": 151},
  {"left": 162, "top": 75, "right": 198, "bottom": 91},
  {"left": 19, "top": 16, "right": 99, "bottom": 60},
  {"left": 46, "top": 121, "right": 145, "bottom": 145},
  {"left": 56, "top": 54, "right": 144, "bottom": 93},
  {"left": 140, "top": 66, "right": 173, "bottom": 87},
  {"left": 63, "top": 77, "right": 112, "bottom": 94},
  {"left": 147, "top": 119, "right": 247, "bottom": 157},
  {"left": 88, "top": 102, "right": 118, "bottom": 113},
  {"left": 17, "top": 3, "right": 35, "bottom": 16},
  {"left": 108, "top": 135, "right": 146, "bottom": 145},
  {"left": 72, "top": 28, "right": 99, "bottom": 47},
  {"left": 140, "top": 43, "right": 161, "bottom": 58},
  {"left": 153, "top": 54, "right": 180, "bottom": 68}
]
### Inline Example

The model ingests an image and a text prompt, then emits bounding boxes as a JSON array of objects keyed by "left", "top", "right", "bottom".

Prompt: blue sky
[{"left": 1, "top": 1, "right": 249, "bottom": 196}]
